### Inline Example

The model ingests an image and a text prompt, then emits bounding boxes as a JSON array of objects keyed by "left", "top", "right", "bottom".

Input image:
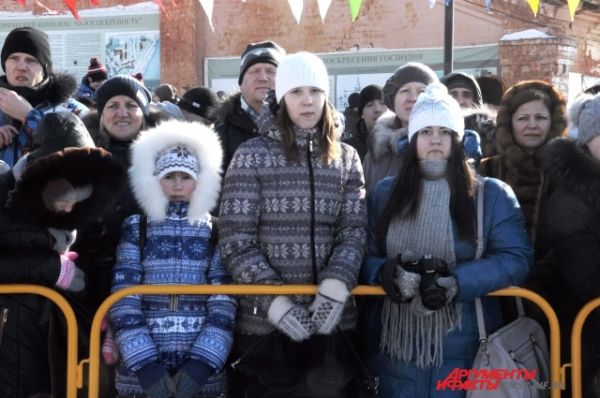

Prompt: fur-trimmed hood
[
  {"left": 6, "top": 147, "right": 126, "bottom": 230},
  {"left": 214, "top": 91, "right": 242, "bottom": 125},
  {"left": 0, "top": 72, "right": 77, "bottom": 108},
  {"left": 129, "top": 119, "right": 222, "bottom": 222},
  {"left": 495, "top": 80, "right": 566, "bottom": 157},
  {"left": 369, "top": 110, "right": 407, "bottom": 161},
  {"left": 545, "top": 137, "right": 600, "bottom": 212}
]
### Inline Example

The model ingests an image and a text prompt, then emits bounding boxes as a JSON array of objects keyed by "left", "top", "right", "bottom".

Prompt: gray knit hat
[
  {"left": 383, "top": 62, "right": 438, "bottom": 110},
  {"left": 570, "top": 93, "right": 600, "bottom": 146},
  {"left": 155, "top": 145, "right": 199, "bottom": 180}
]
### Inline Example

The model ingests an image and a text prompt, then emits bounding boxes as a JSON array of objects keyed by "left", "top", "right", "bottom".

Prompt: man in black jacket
[{"left": 215, "top": 40, "right": 285, "bottom": 173}]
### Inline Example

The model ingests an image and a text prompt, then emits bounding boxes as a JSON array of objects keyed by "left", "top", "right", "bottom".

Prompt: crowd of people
[{"left": 1, "top": 24, "right": 600, "bottom": 398}]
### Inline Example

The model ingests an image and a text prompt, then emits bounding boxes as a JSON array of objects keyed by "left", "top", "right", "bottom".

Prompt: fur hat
[
  {"left": 154, "top": 83, "right": 177, "bottom": 102},
  {"left": 96, "top": 74, "right": 152, "bottom": 116},
  {"left": 440, "top": 72, "right": 483, "bottom": 105},
  {"left": 569, "top": 93, "right": 600, "bottom": 146},
  {"left": 87, "top": 57, "right": 108, "bottom": 82},
  {"left": 476, "top": 75, "right": 508, "bottom": 106},
  {"left": 178, "top": 86, "right": 219, "bottom": 122},
  {"left": 239, "top": 41, "right": 285, "bottom": 85},
  {"left": 1, "top": 27, "right": 52, "bottom": 76},
  {"left": 275, "top": 52, "right": 329, "bottom": 104},
  {"left": 408, "top": 82, "right": 464, "bottom": 142},
  {"left": 129, "top": 120, "right": 223, "bottom": 222},
  {"left": 383, "top": 62, "right": 438, "bottom": 110},
  {"left": 358, "top": 84, "right": 383, "bottom": 116}
]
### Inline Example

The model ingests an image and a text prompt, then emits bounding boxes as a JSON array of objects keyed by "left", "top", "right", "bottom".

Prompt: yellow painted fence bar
[
  {"left": 570, "top": 297, "right": 600, "bottom": 398},
  {"left": 86, "top": 285, "right": 562, "bottom": 398},
  {"left": 0, "top": 284, "right": 79, "bottom": 398}
]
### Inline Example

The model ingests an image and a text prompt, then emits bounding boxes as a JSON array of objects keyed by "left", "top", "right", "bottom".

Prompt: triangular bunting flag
[
  {"left": 427, "top": 0, "right": 436, "bottom": 8},
  {"left": 153, "top": 0, "right": 170, "bottom": 18},
  {"left": 199, "top": 0, "right": 215, "bottom": 31},
  {"left": 348, "top": 0, "right": 362, "bottom": 21},
  {"left": 62, "top": 0, "right": 80, "bottom": 20},
  {"left": 526, "top": 0, "right": 539, "bottom": 16},
  {"left": 567, "top": 0, "right": 579, "bottom": 20},
  {"left": 317, "top": 0, "right": 332, "bottom": 22},
  {"left": 484, "top": 0, "right": 492, "bottom": 13},
  {"left": 287, "top": 0, "right": 303, "bottom": 24}
]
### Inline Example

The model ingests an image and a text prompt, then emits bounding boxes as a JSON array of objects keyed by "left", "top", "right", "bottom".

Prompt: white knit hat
[
  {"left": 275, "top": 52, "right": 329, "bottom": 103},
  {"left": 408, "top": 81, "right": 465, "bottom": 142}
]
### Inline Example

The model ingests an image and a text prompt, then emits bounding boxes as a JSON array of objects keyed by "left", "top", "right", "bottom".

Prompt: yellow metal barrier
[
  {"left": 569, "top": 297, "right": 600, "bottom": 398},
  {"left": 86, "top": 285, "right": 562, "bottom": 398},
  {"left": 0, "top": 284, "right": 79, "bottom": 398}
]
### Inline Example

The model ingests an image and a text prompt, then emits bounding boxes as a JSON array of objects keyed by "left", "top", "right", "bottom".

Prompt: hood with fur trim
[
  {"left": 495, "top": 80, "right": 566, "bottom": 157},
  {"left": 0, "top": 72, "right": 77, "bottom": 108},
  {"left": 368, "top": 110, "right": 407, "bottom": 161},
  {"left": 129, "top": 119, "right": 222, "bottom": 222},
  {"left": 6, "top": 147, "right": 126, "bottom": 230}
]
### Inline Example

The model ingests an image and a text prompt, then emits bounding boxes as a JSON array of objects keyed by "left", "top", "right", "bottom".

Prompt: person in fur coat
[
  {"left": 533, "top": 93, "right": 600, "bottom": 398},
  {"left": 363, "top": 62, "right": 438, "bottom": 192},
  {"left": 477, "top": 80, "right": 567, "bottom": 242},
  {"left": 0, "top": 111, "right": 126, "bottom": 398},
  {"left": 0, "top": 27, "right": 88, "bottom": 167},
  {"left": 109, "top": 119, "right": 237, "bottom": 398}
]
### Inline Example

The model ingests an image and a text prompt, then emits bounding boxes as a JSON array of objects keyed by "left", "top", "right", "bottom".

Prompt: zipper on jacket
[
  {"left": 0, "top": 308, "right": 8, "bottom": 351},
  {"left": 307, "top": 137, "right": 318, "bottom": 284},
  {"left": 169, "top": 295, "right": 178, "bottom": 311}
]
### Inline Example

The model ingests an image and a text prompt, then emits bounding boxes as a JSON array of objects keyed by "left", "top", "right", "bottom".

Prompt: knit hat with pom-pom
[{"left": 87, "top": 57, "right": 108, "bottom": 82}]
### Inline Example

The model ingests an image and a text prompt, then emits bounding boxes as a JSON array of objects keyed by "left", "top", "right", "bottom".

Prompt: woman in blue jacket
[{"left": 360, "top": 82, "right": 532, "bottom": 397}]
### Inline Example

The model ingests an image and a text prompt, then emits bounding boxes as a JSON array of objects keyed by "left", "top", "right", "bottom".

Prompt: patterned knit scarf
[{"left": 380, "top": 159, "right": 462, "bottom": 368}]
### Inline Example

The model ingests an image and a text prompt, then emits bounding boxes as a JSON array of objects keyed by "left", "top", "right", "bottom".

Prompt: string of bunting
[{"left": 10, "top": 0, "right": 582, "bottom": 25}]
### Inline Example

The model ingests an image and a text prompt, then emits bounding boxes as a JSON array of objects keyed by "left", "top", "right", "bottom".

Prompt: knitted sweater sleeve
[
  {"left": 219, "top": 140, "right": 285, "bottom": 309},
  {"left": 109, "top": 215, "right": 160, "bottom": 373},
  {"left": 320, "top": 146, "right": 367, "bottom": 288},
  {"left": 453, "top": 178, "right": 533, "bottom": 301},
  {"left": 189, "top": 246, "right": 237, "bottom": 370}
]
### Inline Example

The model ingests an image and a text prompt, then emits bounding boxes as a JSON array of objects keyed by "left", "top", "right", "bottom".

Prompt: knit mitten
[
  {"left": 101, "top": 322, "right": 119, "bottom": 365},
  {"left": 394, "top": 264, "right": 422, "bottom": 301},
  {"left": 309, "top": 279, "right": 350, "bottom": 335},
  {"left": 136, "top": 362, "right": 176, "bottom": 398},
  {"left": 268, "top": 296, "right": 314, "bottom": 342},
  {"left": 56, "top": 251, "right": 85, "bottom": 292},
  {"left": 437, "top": 276, "right": 458, "bottom": 303},
  {"left": 47, "top": 227, "right": 77, "bottom": 253},
  {"left": 173, "top": 360, "right": 213, "bottom": 398}
]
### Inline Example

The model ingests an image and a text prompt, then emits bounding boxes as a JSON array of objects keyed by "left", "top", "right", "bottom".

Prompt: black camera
[{"left": 401, "top": 254, "right": 450, "bottom": 310}]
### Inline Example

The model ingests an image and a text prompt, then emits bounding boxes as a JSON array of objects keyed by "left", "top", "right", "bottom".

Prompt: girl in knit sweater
[{"left": 109, "top": 119, "right": 237, "bottom": 398}]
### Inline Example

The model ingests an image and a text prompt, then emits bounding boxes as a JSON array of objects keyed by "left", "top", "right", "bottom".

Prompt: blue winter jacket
[
  {"left": 109, "top": 202, "right": 237, "bottom": 396},
  {"left": 361, "top": 176, "right": 533, "bottom": 398}
]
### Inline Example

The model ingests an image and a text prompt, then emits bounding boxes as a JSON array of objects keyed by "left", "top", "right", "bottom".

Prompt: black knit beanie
[
  {"left": 383, "top": 62, "right": 438, "bottom": 110},
  {"left": 96, "top": 75, "right": 152, "bottom": 116},
  {"left": 178, "top": 86, "right": 219, "bottom": 122},
  {"left": 358, "top": 84, "right": 383, "bottom": 116},
  {"left": 1, "top": 27, "right": 52, "bottom": 76},
  {"left": 238, "top": 41, "right": 285, "bottom": 85}
]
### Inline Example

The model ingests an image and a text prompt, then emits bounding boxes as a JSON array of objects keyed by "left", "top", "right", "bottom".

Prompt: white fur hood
[
  {"left": 129, "top": 119, "right": 222, "bottom": 222},
  {"left": 369, "top": 110, "right": 408, "bottom": 161}
]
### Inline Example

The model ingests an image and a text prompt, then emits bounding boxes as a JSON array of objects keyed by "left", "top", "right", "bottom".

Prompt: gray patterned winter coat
[{"left": 219, "top": 116, "right": 367, "bottom": 335}]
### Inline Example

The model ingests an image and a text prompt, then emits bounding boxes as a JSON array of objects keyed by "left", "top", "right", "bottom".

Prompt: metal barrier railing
[
  {"left": 0, "top": 284, "right": 79, "bottom": 398},
  {"left": 85, "top": 284, "right": 562, "bottom": 398},
  {"left": 569, "top": 297, "right": 600, "bottom": 398}
]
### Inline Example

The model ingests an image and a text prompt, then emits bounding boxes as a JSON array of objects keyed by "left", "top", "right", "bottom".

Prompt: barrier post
[
  {"left": 570, "top": 297, "right": 600, "bottom": 398},
  {"left": 0, "top": 284, "right": 79, "bottom": 398}
]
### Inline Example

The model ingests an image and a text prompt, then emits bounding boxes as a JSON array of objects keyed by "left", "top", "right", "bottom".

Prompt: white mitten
[
  {"left": 309, "top": 278, "right": 350, "bottom": 335},
  {"left": 394, "top": 265, "right": 422, "bottom": 300},
  {"left": 48, "top": 227, "right": 77, "bottom": 254},
  {"left": 268, "top": 296, "right": 314, "bottom": 342},
  {"left": 437, "top": 276, "right": 459, "bottom": 303}
]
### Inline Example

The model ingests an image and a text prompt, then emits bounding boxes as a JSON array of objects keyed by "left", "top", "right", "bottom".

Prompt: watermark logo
[{"left": 436, "top": 368, "right": 564, "bottom": 391}]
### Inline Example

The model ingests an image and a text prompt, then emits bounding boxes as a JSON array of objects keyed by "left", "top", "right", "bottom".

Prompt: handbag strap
[{"left": 474, "top": 180, "right": 525, "bottom": 341}]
